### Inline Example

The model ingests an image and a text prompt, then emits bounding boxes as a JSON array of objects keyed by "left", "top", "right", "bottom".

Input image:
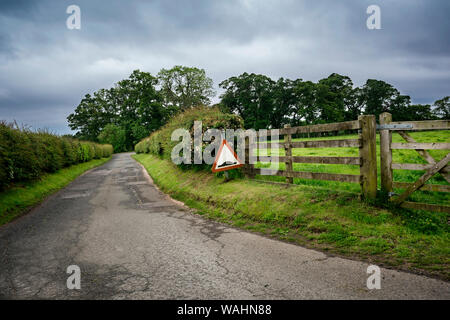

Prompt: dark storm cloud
[
  {"left": 0, "top": 0, "right": 38, "bottom": 16},
  {"left": 0, "top": 0, "right": 449, "bottom": 134}
]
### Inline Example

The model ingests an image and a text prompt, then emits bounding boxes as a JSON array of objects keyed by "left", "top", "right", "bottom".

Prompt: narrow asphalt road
[{"left": 0, "top": 153, "right": 448, "bottom": 299}]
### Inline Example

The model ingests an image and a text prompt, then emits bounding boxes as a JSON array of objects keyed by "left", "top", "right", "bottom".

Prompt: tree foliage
[
  {"left": 219, "top": 72, "right": 446, "bottom": 129},
  {"left": 97, "top": 124, "right": 127, "bottom": 153},
  {"left": 68, "top": 67, "right": 217, "bottom": 152},
  {"left": 69, "top": 67, "right": 447, "bottom": 152},
  {"left": 433, "top": 96, "right": 450, "bottom": 119},
  {"left": 157, "top": 65, "right": 215, "bottom": 110},
  {"left": 219, "top": 73, "right": 275, "bottom": 130}
]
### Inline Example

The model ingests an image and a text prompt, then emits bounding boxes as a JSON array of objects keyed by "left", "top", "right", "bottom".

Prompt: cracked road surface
[{"left": 0, "top": 153, "right": 449, "bottom": 299}]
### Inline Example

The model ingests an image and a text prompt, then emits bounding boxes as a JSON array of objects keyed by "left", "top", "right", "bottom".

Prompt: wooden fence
[
  {"left": 243, "top": 115, "right": 378, "bottom": 200},
  {"left": 242, "top": 114, "right": 450, "bottom": 212},
  {"left": 379, "top": 112, "right": 450, "bottom": 213}
]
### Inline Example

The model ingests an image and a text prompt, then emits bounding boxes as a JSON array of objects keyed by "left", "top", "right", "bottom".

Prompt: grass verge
[
  {"left": 0, "top": 157, "right": 111, "bottom": 226},
  {"left": 133, "top": 153, "right": 449, "bottom": 281}
]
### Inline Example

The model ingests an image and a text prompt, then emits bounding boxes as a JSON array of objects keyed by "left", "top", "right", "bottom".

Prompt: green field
[
  {"left": 133, "top": 151, "right": 449, "bottom": 280},
  {"left": 0, "top": 157, "right": 111, "bottom": 226},
  {"left": 254, "top": 131, "right": 449, "bottom": 206}
]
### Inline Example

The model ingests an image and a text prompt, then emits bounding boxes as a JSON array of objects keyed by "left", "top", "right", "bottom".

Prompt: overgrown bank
[
  {"left": 135, "top": 106, "right": 242, "bottom": 157},
  {"left": 133, "top": 153, "right": 449, "bottom": 280},
  {"left": 0, "top": 157, "right": 111, "bottom": 226}
]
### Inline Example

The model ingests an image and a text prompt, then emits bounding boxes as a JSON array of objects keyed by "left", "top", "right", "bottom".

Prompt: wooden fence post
[
  {"left": 244, "top": 136, "right": 254, "bottom": 179},
  {"left": 379, "top": 112, "right": 393, "bottom": 194},
  {"left": 359, "top": 115, "right": 377, "bottom": 200},
  {"left": 284, "top": 125, "right": 294, "bottom": 184}
]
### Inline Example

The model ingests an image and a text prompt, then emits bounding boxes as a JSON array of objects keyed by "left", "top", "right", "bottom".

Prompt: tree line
[
  {"left": 67, "top": 66, "right": 215, "bottom": 152},
  {"left": 219, "top": 73, "right": 449, "bottom": 130},
  {"left": 68, "top": 66, "right": 449, "bottom": 151}
]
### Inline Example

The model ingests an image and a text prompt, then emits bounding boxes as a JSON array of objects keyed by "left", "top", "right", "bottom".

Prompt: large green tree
[
  {"left": 97, "top": 124, "right": 127, "bottom": 153},
  {"left": 433, "top": 96, "right": 450, "bottom": 119},
  {"left": 157, "top": 66, "right": 215, "bottom": 110},
  {"left": 219, "top": 73, "right": 276, "bottom": 130},
  {"left": 398, "top": 104, "right": 434, "bottom": 121},
  {"left": 315, "top": 73, "right": 354, "bottom": 123},
  {"left": 219, "top": 72, "right": 440, "bottom": 129},
  {"left": 290, "top": 80, "right": 317, "bottom": 126},
  {"left": 270, "top": 78, "right": 295, "bottom": 129},
  {"left": 112, "top": 70, "right": 167, "bottom": 149},
  {"left": 360, "top": 79, "right": 398, "bottom": 116},
  {"left": 68, "top": 70, "right": 166, "bottom": 151},
  {"left": 67, "top": 90, "right": 113, "bottom": 142}
]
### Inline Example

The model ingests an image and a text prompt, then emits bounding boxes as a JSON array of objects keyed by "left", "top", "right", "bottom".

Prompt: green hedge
[
  {"left": 0, "top": 122, "right": 113, "bottom": 190},
  {"left": 135, "top": 106, "right": 243, "bottom": 159}
]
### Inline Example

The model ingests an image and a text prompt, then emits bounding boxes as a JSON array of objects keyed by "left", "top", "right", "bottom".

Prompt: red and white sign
[{"left": 211, "top": 140, "right": 244, "bottom": 173}]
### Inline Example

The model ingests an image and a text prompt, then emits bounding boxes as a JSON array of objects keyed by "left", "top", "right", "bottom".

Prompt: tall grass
[{"left": 0, "top": 157, "right": 110, "bottom": 225}]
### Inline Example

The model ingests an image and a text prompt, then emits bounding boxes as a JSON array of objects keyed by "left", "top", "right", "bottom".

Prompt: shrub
[
  {"left": 61, "top": 138, "right": 76, "bottom": 166},
  {"left": 80, "top": 143, "right": 90, "bottom": 162},
  {"left": 0, "top": 123, "right": 14, "bottom": 188},
  {"left": 88, "top": 143, "right": 95, "bottom": 160},
  {"left": 32, "top": 132, "right": 65, "bottom": 173},
  {"left": 102, "top": 144, "right": 114, "bottom": 157},
  {"left": 93, "top": 143, "right": 103, "bottom": 159},
  {"left": 7, "top": 127, "right": 40, "bottom": 181},
  {"left": 0, "top": 122, "right": 113, "bottom": 190},
  {"left": 134, "top": 106, "right": 244, "bottom": 165},
  {"left": 98, "top": 124, "right": 127, "bottom": 153}
]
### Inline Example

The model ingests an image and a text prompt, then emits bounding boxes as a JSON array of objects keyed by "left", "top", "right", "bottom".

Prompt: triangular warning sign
[{"left": 212, "top": 139, "right": 244, "bottom": 173}]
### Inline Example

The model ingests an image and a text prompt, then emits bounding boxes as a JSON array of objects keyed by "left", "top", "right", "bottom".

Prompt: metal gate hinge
[{"left": 376, "top": 124, "right": 413, "bottom": 130}]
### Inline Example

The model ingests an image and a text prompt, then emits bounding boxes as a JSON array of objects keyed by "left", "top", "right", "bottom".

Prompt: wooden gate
[{"left": 379, "top": 112, "right": 450, "bottom": 213}]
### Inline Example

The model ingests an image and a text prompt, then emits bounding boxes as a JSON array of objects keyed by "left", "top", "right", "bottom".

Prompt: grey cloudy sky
[{"left": 0, "top": 0, "right": 449, "bottom": 134}]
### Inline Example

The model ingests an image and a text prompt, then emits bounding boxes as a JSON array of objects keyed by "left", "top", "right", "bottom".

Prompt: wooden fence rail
[
  {"left": 250, "top": 139, "right": 362, "bottom": 149},
  {"left": 257, "top": 156, "right": 361, "bottom": 165},
  {"left": 256, "top": 119, "right": 362, "bottom": 136}
]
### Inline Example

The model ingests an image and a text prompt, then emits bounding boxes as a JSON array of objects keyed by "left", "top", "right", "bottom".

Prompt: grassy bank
[
  {"left": 0, "top": 157, "right": 111, "bottom": 226},
  {"left": 133, "top": 153, "right": 449, "bottom": 280}
]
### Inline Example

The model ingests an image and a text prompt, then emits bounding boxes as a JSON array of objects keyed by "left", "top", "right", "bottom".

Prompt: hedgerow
[
  {"left": 135, "top": 106, "right": 243, "bottom": 161},
  {"left": 0, "top": 122, "right": 113, "bottom": 190}
]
